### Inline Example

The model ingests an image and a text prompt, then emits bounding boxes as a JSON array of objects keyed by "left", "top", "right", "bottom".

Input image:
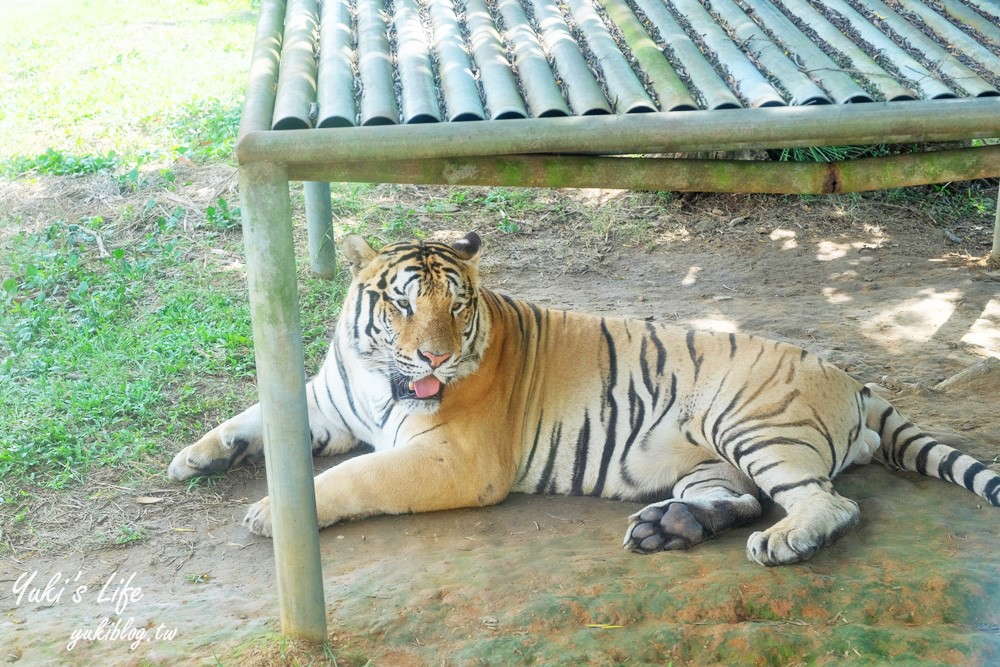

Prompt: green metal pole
[
  {"left": 304, "top": 181, "right": 337, "bottom": 278},
  {"left": 317, "top": 0, "right": 357, "bottom": 128},
  {"left": 239, "top": 161, "right": 327, "bottom": 642},
  {"left": 238, "top": 99, "right": 1000, "bottom": 165},
  {"left": 989, "top": 184, "right": 1000, "bottom": 271},
  {"left": 565, "top": 0, "right": 655, "bottom": 113}
]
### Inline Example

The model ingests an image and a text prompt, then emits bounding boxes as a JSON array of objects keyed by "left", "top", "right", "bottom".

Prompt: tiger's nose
[{"left": 418, "top": 350, "right": 451, "bottom": 369}]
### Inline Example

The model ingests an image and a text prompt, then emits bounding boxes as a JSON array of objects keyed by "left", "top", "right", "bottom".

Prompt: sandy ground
[{"left": 2, "top": 182, "right": 1000, "bottom": 666}]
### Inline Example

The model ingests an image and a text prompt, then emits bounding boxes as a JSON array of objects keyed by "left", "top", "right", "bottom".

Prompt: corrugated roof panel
[{"left": 272, "top": 0, "right": 1000, "bottom": 128}]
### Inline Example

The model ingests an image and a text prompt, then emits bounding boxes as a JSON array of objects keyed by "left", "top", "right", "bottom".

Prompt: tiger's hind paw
[
  {"left": 624, "top": 502, "right": 707, "bottom": 553},
  {"left": 624, "top": 494, "right": 762, "bottom": 555},
  {"left": 745, "top": 495, "right": 859, "bottom": 566}
]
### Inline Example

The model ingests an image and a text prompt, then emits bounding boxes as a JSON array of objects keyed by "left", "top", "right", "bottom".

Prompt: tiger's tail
[{"left": 864, "top": 389, "right": 1000, "bottom": 507}]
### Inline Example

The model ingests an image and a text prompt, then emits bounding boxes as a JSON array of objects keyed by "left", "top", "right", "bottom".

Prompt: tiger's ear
[
  {"left": 452, "top": 232, "right": 481, "bottom": 262},
  {"left": 341, "top": 235, "right": 377, "bottom": 275}
]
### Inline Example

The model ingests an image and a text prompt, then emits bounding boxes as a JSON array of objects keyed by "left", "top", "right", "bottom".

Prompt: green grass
[
  {"left": 0, "top": 0, "right": 348, "bottom": 504},
  {"left": 0, "top": 12, "right": 353, "bottom": 518},
  {"left": 776, "top": 144, "right": 895, "bottom": 163},
  {"left": 0, "top": 217, "right": 246, "bottom": 492},
  {"left": 0, "top": 101, "right": 243, "bottom": 178},
  {"left": 169, "top": 97, "right": 245, "bottom": 161},
  {"left": 0, "top": 213, "right": 346, "bottom": 499},
  {"left": 0, "top": 0, "right": 253, "bottom": 162},
  {"left": 219, "top": 632, "right": 361, "bottom": 667}
]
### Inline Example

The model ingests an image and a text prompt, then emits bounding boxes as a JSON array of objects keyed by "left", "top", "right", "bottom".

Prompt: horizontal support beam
[
  {"left": 286, "top": 145, "right": 1000, "bottom": 194},
  {"left": 239, "top": 98, "right": 1000, "bottom": 165}
]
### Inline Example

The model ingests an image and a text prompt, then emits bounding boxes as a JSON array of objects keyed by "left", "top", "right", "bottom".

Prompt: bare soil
[{"left": 2, "top": 174, "right": 1000, "bottom": 666}]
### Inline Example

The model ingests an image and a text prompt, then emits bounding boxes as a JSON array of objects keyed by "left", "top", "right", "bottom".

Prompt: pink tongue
[{"left": 413, "top": 375, "right": 441, "bottom": 398}]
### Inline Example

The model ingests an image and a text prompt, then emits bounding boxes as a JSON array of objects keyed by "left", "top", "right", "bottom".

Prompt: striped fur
[{"left": 168, "top": 233, "right": 1000, "bottom": 565}]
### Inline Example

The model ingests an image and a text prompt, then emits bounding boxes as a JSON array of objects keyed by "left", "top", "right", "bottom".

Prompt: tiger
[{"left": 168, "top": 231, "right": 1000, "bottom": 566}]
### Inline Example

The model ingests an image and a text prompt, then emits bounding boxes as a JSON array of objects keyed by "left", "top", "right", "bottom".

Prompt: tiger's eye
[{"left": 394, "top": 298, "right": 410, "bottom": 313}]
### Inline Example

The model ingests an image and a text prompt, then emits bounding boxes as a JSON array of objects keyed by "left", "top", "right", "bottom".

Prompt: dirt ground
[{"left": 3, "top": 175, "right": 1000, "bottom": 666}]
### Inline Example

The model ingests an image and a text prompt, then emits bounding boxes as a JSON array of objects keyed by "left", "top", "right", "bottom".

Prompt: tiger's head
[{"left": 340, "top": 232, "right": 488, "bottom": 410}]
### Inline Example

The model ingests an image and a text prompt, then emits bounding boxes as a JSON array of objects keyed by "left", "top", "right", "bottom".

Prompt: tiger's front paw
[
  {"left": 168, "top": 426, "right": 256, "bottom": 482},
  {"left": 169, "top": 407, "right": 263, "bottom": 482},
  {"left": 746, "top": 528, "right": 816, "bottom": 566},
  {"left": 243, "top": 497, "right": 273, "bottom": 538}
]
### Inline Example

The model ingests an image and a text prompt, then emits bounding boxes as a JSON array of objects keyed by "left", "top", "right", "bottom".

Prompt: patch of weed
[
  {"left": 330, "top": 183, "right": 375, "bottom": 218},
  {"left": 224, "top": 632, "right": 355, "bottom": 667},
  {"left": 380, "top": 207, "right": 423, "bottom": 240},
  {"left": 170, "top": 98, "right": 242, "bottom": 162},
  {"left": 497, "top": 219, "right": 522, "bottom": 234},
  {"left": 116, "top": 166, "right": 146, "bottom": 193},
  {"left": 482, "top": 189, "right": 539, "bottom": 212},
  {"left": 114, "top": 524, "right": 146, "bottom": 545},
  {"left": 206, "top": 196, "right": 242, "bottom": 230},
  {"left": 2, "top": 149, "right": 121, "bottom": 178},
  {"left": 185, "top": 475, "right": 222, "bottom": 492},
  {"left": 881, "top": 181, "right": 997, "bottom": 224}
]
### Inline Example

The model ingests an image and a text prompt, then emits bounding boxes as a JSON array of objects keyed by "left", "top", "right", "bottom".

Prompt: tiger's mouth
[{"left": 391, "top": 374, "right": 443, "bottom": 401}]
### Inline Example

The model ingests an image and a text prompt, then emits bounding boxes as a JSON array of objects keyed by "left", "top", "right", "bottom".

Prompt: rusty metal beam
[{"left": 284, "top": 145, "right": 1000, "bottom": 194}]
